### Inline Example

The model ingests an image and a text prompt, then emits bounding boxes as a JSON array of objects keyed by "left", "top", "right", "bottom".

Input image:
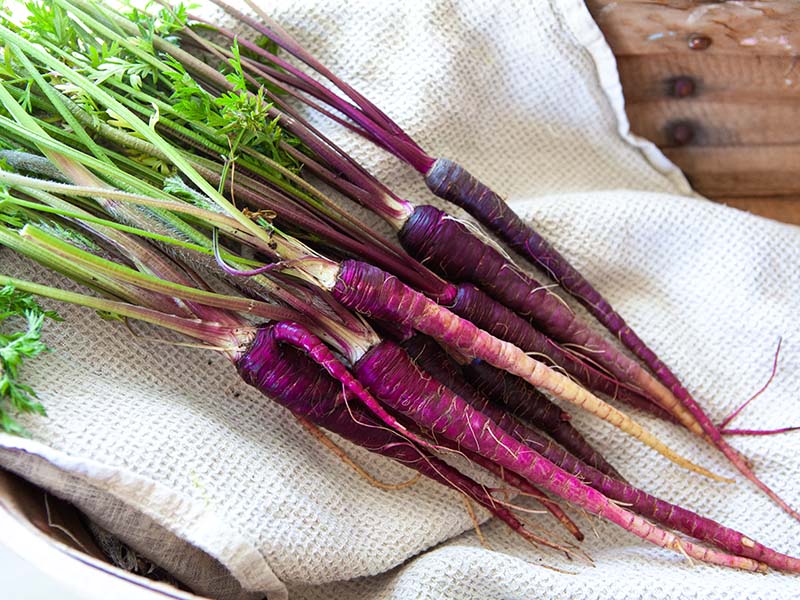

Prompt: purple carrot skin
[
  {"left": 390, "top": 405, "right": 584, "bottom": 542},
  {"left": 199, "top": 0, "right": 701, "bottom": 430},
  {"left": 465, "top": 359, "right": 628, "bottom": 479},
  {"left": 432, "top": 433, "right": 584, "bottom": 542},
  {"left": 392, "top": 339, "right": 800, "bottom": 569},
  {"left": 401, "top": 205, "right": 694, "bottom": 426},
  {"left": 253, "top": 321, "right": 454, "bottom": 458},
  {"left": 448, "top": 282, "right": 675, "bottom": 422},
  {"left": 423, "top": 162, "right": 800, "bottom": 520},
  {"left": 402, "top": 335, "right": 624, "bottom": 481},
  {"left": 350, "top": 340, "right": 769, "bottom": 572},
  {"left": 235, "top": 322, "right": 559, "bottom": 546},
  {"left": 332, "top": 260, "right": 724, "bottom": 481},
  {"left": 395, "top": 339, "right": 584, "bottom": 540}
]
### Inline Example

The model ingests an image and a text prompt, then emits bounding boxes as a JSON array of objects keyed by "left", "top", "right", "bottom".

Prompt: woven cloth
[{"left": 2, "top": 0, "right": 799, "bottom": 598}]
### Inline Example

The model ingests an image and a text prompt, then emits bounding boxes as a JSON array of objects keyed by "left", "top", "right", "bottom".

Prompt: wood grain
[
  {"left": 662, "top": 145, "right": 800, "bottom": 198},
  {"left": 587, "top": 0, "right": 800, "bottom": 225},
  {"left": 616, "top": 54, "right": 800, "bottom": 104},
  {"left": 588, "top": 0, "right": 800, "bottom": 57},
  {"left": 626, "top": 101, "right": 800, "bottom": 147}
]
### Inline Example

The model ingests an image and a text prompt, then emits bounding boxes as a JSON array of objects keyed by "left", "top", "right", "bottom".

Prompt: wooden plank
[
  {"left": 587, "top": 0, "right": 800, "bottom": 56},
  {"left": 616, "top": 54, "right": 800, "bottom": 104},
  {"left": 587, "top": 1, "right": 800, "bottom": 222},
  {"left": 626, "top": 101, "right": 800, "bottom": 147},
  {"left": 719, "top": 197, "right": 800, "bottom": 226},
  {"left": 662, "top": 145, "right": 800, "bottom": 198}
]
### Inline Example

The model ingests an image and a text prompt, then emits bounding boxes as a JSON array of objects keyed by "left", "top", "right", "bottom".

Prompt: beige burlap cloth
[{"left": 1, "top": 1, "right": 798, "bottom": 598}]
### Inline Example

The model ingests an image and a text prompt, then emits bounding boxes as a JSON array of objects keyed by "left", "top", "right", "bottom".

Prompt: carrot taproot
[
  {"left": 333, "top": 260, "right": 723, "bottom": 481},
  {"left": 402, "top": 335, "right": 623, "bottom": 481}
]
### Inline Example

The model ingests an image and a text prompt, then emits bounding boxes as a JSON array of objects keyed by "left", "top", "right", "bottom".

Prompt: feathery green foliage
[{"left": 0, "top": 285, "right": 59, "bottom": 435}]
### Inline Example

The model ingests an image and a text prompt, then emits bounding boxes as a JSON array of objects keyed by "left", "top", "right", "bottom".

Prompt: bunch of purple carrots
[{"left": 0, "top": 0, "right": 797, "bottom": 573}]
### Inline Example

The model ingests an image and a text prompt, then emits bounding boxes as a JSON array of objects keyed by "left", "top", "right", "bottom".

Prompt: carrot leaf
[{"left": 0, "top": 285, "right": 60, "bottom": 435}]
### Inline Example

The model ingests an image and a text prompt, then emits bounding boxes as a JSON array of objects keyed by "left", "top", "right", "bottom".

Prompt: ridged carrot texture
[
  {"left": 182, "top": 0, "right": 678, "bottom": 417},
  {"left": 24, "top": 0, "right": 667, "bottom": 423},
  {"left": 0, "top": 11, "right": 703, "bottom": 482},
  {"left": 358, "top": 340, "right": 800, "bottom": 573},
  {"left": 332, "top": 259, "right": 722, "bottom": 481},
  {"left": 402, "top": 335, "right": 624, "bottom": 480},
  {"left": 235, "top": 322, "right": 559, "bottom": 546},
  {"left": 348, "top": 340, "right": 772, "bottom": 572}
]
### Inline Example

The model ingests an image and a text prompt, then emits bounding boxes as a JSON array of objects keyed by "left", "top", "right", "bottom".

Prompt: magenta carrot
[
  {"left": 446, "top": 282, "right": 674, "bottom": 422},
  {"left": 332, "top": 259, "right": 723, "bottom": 481},
  {"left": 348, "top": 340, "right": 766, "bottom": 571},
  {"left": 235, "top": 324, "right": 556, "bottom": 546},
  {"left": 400, "top": 205, "right": 698, "bottom": 425},
  {"left": 402, "top": 334, "right": 624, "bottom": 480},
  {"left": 352, "top": 340, "right": 800, "bottom": 572},
  {"left": 199, "top": 0, "right": 800, "bottom": 519}
]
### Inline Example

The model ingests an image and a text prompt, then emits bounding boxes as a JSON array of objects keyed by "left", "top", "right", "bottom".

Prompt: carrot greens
[{"left": 0, "top": 285, "right": 59, "bottom": 435}]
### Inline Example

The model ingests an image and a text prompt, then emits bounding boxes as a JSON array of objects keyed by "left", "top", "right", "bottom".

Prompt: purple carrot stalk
[
  {"left": 331, "top": 259, "right": 723, "bottom": 481},
  {"left": 402, "top": 335, "right": 624, "bottom": 481},
  {"left": 234, "top": 323, "right": 555, "bottom": 547}
]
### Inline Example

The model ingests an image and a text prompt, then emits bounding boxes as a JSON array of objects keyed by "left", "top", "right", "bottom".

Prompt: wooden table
[{"left": 588, "top": 0, "right": 800, "bottom": 225}]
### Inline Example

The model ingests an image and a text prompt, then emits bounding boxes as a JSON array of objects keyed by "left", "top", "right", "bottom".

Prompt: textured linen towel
[{"left": 1, "top": 1, "right": 798, "bottom": 598}]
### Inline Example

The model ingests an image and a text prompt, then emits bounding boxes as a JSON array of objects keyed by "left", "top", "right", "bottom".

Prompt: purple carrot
[
  {"left": 351, "top": 339, "right": 800, "bottom": 572},
  {"left": 402, "top": 334, "right": 624, "bottom": 481},
  {"left": 234, "top": 323, "right": 556, "bottom": 546},
  {"left": 447, "top": 282, "right": 673, "bottom": 421},
  {"left": 331, "top": 259, "right": 722, "bottom": 480},
  {"left": 157, "top": 14, "right": 690, "bottom": 430},
  {"left": 427, "top": 429, "right": 585, "bottom": 542},
  {"left": 347, "top": 339, "right": 769, "bottom": 571},
  {"left": 424, "top": 160, "right": 800, "bottom": 520},
  {"left": 400, "top": 205, "right": 694, "bottom": 422}
]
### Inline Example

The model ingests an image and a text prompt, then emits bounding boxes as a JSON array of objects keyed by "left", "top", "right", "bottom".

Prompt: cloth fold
[{"left": 1, "top": 1, "right": 798, "bottom": 598}]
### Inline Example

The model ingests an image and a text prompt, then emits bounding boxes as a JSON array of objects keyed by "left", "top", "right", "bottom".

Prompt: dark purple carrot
[
  {"left": 332, "top": 259, "right": 722, "bottom": 481},
  {"left": 344, "top": 339, "right": 769, "bottom": 571},
  {"left": 431, "top": 433, "right": 584, "bottom": 542},
  {"left": 352, "top": 339, "right": 800, "bottom": 572},
  {"left": 399, "top": 205, "right": 695, "bottom": 423},
  {"left": 110, "top": 14, "right": 677, "bottom": 424},
  {"left": 402, "top": 334, "right": 624, "bottom": 481},
  {"left": 446, "top": 282, "right": 674, "bottom": 422},
  {"left": 0, "top": 253, "right": 783, "bottom": 572},
  {"left": 423, "top": 160, "right": 800, "bottom": 520},
  {"left": 235, "top": 323, "right": 558, "bottom": 547}
]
